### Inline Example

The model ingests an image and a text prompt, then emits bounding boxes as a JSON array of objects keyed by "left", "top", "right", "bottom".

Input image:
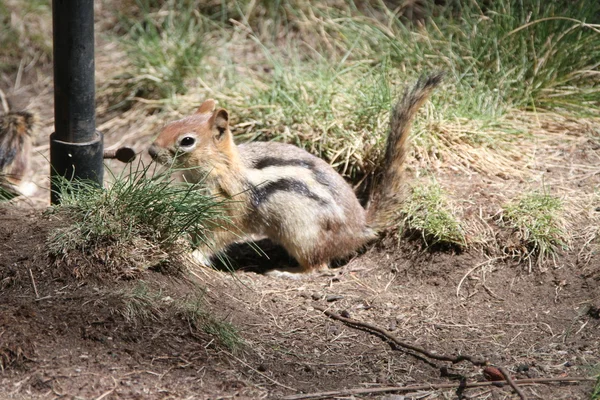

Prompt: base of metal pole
[{"left": 50, "top": 130, "right": 104, "bottom": 204}]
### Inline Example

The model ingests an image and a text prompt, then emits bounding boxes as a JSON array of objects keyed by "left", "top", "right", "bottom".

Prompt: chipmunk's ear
[
  {"left": 196, "top": 99, "right": 216, "bottom": 114},
  {"left": 210, "top": 109, "right": 229, "bottom": 141}
]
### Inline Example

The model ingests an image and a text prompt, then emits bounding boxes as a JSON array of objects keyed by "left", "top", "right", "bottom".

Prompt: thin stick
[
  {"left": 28, "top": 269, "right": 39, "bottom": 299},
  {"left": 281, "top": 377, "right": 594, "bottom": 400},
  {"left": 313, "top": 306, "right": 488, "bottom": 366},
  {"left": 221, "top": 350, "right": 297, "bottom": 392},
  {"left": 456, "top": 257, "right": 501, "bottom": 298},
  {"left": 498, "top": 366, "right": 527, "bottom": 400}
]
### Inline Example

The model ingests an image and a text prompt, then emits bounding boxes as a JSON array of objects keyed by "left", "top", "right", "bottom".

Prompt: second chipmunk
[
  {"left": 148, "top": 74, "right": 442, "bottom": 272},
  {"left": 0, "top": 111, "right": 36, "bottom": 198}
]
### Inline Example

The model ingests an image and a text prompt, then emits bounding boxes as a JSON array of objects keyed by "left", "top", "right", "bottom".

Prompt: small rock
[
  {"left": 526, "top": 367, "right": 540, "bottom": 378},
  {"left": 325, "top": 295, "right": 344, "bottom": 302},
  {"left": 516, "top": 363, "right": 529, "bottom": 373},
  {"left": 311, "top": 293, "right": 322, "bottom": 301}
]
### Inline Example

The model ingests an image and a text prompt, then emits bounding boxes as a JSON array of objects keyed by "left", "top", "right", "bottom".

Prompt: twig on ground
[
  {"left": 28, "top": 269, "right": 39, "bottom": 299},
  {"left": 498, "top": 366, "right": 527, "bottom": 399},
  {"left": 313, "top": 306, "right": 488, "bottom": 366},
  {"left": 93, "top": 376, "right": 117, "bottom": 400},
  {"left": 221, "top": 350, "right": 297, "bottom": 392},
  {"left": 456, "top": 257, "right": 502, "bottom": 298},
  {"left": 482, "top": 283, "right": 505, "bottom": 301},
  {"left": 281, "top": 377, "right": 594, "bottom": 400}
]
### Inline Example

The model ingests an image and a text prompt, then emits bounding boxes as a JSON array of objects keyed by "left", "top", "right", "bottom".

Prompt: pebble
[{"left": 516, "top": 363, "right": 529, "bottom": 373}]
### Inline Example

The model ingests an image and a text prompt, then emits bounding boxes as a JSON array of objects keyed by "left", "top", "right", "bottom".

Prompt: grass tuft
[
  {"left": 46, "top": 162, "right": 227, "bottom": 280},
  {"left": 108, "top": 282, "right": 244, "bottom": 351},
  {"left": 113, "top": 282, "right": 165, "bottom": 323},
  {"left": 179, "top": 296, "right": 244, "bottom": 352},
  {"left": 499, "top": 191, "right": 568, "bottom": 267},
  {"left": 400, "top": 181, "right": 466, "bottom": 249}
]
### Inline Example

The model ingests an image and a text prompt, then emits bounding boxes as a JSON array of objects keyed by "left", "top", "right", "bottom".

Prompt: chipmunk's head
[{"left": 148, "top": 99, "right": 237, "bottom": 178}]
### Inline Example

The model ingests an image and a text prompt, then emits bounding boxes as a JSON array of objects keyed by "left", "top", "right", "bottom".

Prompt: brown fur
[
  {"left": 0, "top": 111, "right": 35, "bottom": 196},
  {"left": 148, "top": 74, "right": 441, "bottom": 271}
]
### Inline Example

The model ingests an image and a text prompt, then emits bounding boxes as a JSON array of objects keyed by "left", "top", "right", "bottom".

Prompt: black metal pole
[{"left": 50, "top": 0, "right": 103, "bottom": 204}]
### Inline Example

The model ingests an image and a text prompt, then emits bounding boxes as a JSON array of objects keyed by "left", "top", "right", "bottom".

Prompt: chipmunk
[
  {"left": 0, "top": 111, "right": 36, "bottom": 198},
  {"left": 148, "top": 74, "right": 442, "bottom": 272}
]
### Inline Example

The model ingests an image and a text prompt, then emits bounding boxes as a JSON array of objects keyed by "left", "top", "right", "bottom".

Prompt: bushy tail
[{"left": 366, "top": 73, "right": 442, "bottom": 231}]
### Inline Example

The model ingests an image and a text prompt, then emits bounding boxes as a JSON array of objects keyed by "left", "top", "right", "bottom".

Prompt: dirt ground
[
  {"left": 1, "top": 202, "right": 599, "bottom": 400},
  {"left": 1, "top": 16, "right": 600, "bottom": 400}
]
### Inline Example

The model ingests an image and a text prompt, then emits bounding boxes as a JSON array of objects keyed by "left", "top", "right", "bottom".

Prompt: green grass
[
  {"left": 0, "top": 180, "right": 20, "bottom": 201},
  {"left": 47, "top": 162, "right": 228, "bottom": 279},
  {"left": 197, "top": 0, "right": 600, "bottom": 115},
  {"left": 104, "top": 0, "right": 211, "bottom": 108},
  {"left": 104, "top": 0, "right": 599, "bottom": 182},
  {"left": 592, "top": 373, "right": 600, "bottom": 400},
  {"left": 114, "top": 281, "right": 166, "bottom": 323},
  {"left": 109, "top": 282, "right": 244, "bottom": 351},
  {"left": 228, "top": 57, "right": 394, "bottom": 179},
  {"left": 499, "top": 191, "right": 568, "bottom": 266},
  {"left": 400, "top": 181, "right": 466, "bottom": 249},
  {"left": 179, "top": 296, "right": 244, "bottom": 352},
  {"left": 379, "top": 0, "right": 600, "bottom": 114}
]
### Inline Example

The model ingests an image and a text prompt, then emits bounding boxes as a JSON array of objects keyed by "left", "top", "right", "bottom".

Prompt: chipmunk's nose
[{"left": 148, "top": 144, "right": 159, "bottom": 159}]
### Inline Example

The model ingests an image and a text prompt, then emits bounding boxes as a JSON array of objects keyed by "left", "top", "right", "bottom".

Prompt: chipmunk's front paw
[
  {"left": 191, "top": 250, "right": 212, "bottom": 267},
  {"left": 264, "top": 268, "right": 306, "bottom": 279},
  {"left": 264, "top": 263, "right": 329, "bottom": 279}
]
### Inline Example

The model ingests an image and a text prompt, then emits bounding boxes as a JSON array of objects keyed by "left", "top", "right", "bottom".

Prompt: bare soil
[{"left": 1, "top": 200, "right": 599, "bottom": 399}]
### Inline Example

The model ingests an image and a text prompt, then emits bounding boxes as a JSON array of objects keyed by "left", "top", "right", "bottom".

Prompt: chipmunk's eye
[{"left": 179, "top": 136, "right": 195, "bottom": 148}]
